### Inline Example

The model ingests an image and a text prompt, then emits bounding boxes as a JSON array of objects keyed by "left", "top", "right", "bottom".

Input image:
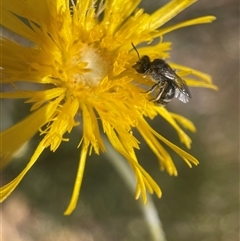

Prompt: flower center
[{"left": 69, "top": 45, "right": 110, "bottom": 88}]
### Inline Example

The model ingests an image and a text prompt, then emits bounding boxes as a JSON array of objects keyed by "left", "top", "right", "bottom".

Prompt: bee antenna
[{"left": 131, "top": 42, "right": 141, "bottom": 60}]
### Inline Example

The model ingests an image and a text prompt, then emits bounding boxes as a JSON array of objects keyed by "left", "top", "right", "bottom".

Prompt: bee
[{"left": 131, "top": 43, "right": 191, "bottom": 106}]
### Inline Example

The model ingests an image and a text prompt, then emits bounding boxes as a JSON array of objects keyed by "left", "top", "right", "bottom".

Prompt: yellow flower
[{"left": 0, "top": 0, "right": 217, "bottom": 215}]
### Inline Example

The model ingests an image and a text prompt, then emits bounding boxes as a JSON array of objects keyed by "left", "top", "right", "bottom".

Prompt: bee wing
[
  {"left": 163, "top": 68, "right": 191, "bottom": 103},
  {"left": 175, "top": 88, "right": 190, "bottom": 103}
]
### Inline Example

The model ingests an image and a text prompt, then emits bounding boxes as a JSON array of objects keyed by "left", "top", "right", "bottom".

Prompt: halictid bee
[{"left": 131, "top": 43, "right": 191, "bottom": 106}]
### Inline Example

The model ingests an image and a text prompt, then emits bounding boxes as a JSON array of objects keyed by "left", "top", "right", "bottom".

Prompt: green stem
[{"left": 103, "top": 136, "right": 167, "bottom": 241}]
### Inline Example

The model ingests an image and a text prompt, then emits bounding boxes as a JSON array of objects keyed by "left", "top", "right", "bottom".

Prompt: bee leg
[
  {"left": 143, "top": 81, "right": 163, "bottom": 94},
  {"left": 153, "top": 87, "right": 164, "bottom": 102},
  {"left": 153, "top": 82, "right": 167, "bottom": 104},
  {"left": 142, "top": 83, "right": 158, "bottom": 94}
]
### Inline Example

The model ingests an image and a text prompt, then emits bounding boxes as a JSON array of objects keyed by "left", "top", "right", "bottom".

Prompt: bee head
[
  {"left": 132, "top": 55, "right": 151, "bottom": 74},
  {"left": 131, "top": 42, "right": 151, "bottom": 74}
]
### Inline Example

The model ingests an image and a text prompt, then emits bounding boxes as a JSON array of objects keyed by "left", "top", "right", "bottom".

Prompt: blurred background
[{"left": 1, "top": 0, "right": 239, "bottom": 240}]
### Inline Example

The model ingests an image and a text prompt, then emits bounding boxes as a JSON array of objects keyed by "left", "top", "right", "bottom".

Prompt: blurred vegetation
[{"left": 1, "top": 0, "right": 239, "bottom": 241}]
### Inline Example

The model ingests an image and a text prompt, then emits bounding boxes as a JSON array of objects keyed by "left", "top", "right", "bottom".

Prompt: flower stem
[{"left": 103, "top": 136, "right": 167, "bottom": 241}]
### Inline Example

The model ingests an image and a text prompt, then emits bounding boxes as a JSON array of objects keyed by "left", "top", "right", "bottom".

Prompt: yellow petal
[
  {"left": 81, "top": 104, "right": 105, "bottom": 154},
  {"left": 155, "top": 107, "right": 193, "bottom": 149},
  {"left": 156, "top": 16, "right": 216, "bottom": 36},
  {"left": 170, "top": 62, "right": 213, "bottom": 83},
  {"left": 186, "top": 80, "right": 219, "bottom": 90},
  {"left": 40, "top": 97, "right": 79, "bottom": 152},
  {"left": 137, "top": 117, "right": 178, "bottom": 176},
  {"left": 0, "top": 141, "right": 45, "bottom": 202},
  {"left": 149, "top": 0, "right": 197, "bottom": 29},
  {"left": 170, "top": 112, "right": 196, "bottom": 132},
  {"left": 0, "top": 6, "right": 37, "bottom": 42},
  {"left": 64, "top": 142, "right": 88, "bottom": 215},
  {"left": 151, "top": 127, "right": 199, "bottom": 167},
  {"left": 103, "top": 0, "right": 141, "bottom": 35},
  {"left": 0, "top": 97, "right": 62, "bottom": 167},
  {"left": 1, "top": 88, "right": 66, "bottom": 111}
]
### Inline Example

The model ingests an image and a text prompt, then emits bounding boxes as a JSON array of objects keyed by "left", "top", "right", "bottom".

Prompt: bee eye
[
  {"left": 141, "top": 56, "right": 150, "bottom": 72},
  {"left": 132, "top": 62, "right": 145, "bottom": 74}
]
